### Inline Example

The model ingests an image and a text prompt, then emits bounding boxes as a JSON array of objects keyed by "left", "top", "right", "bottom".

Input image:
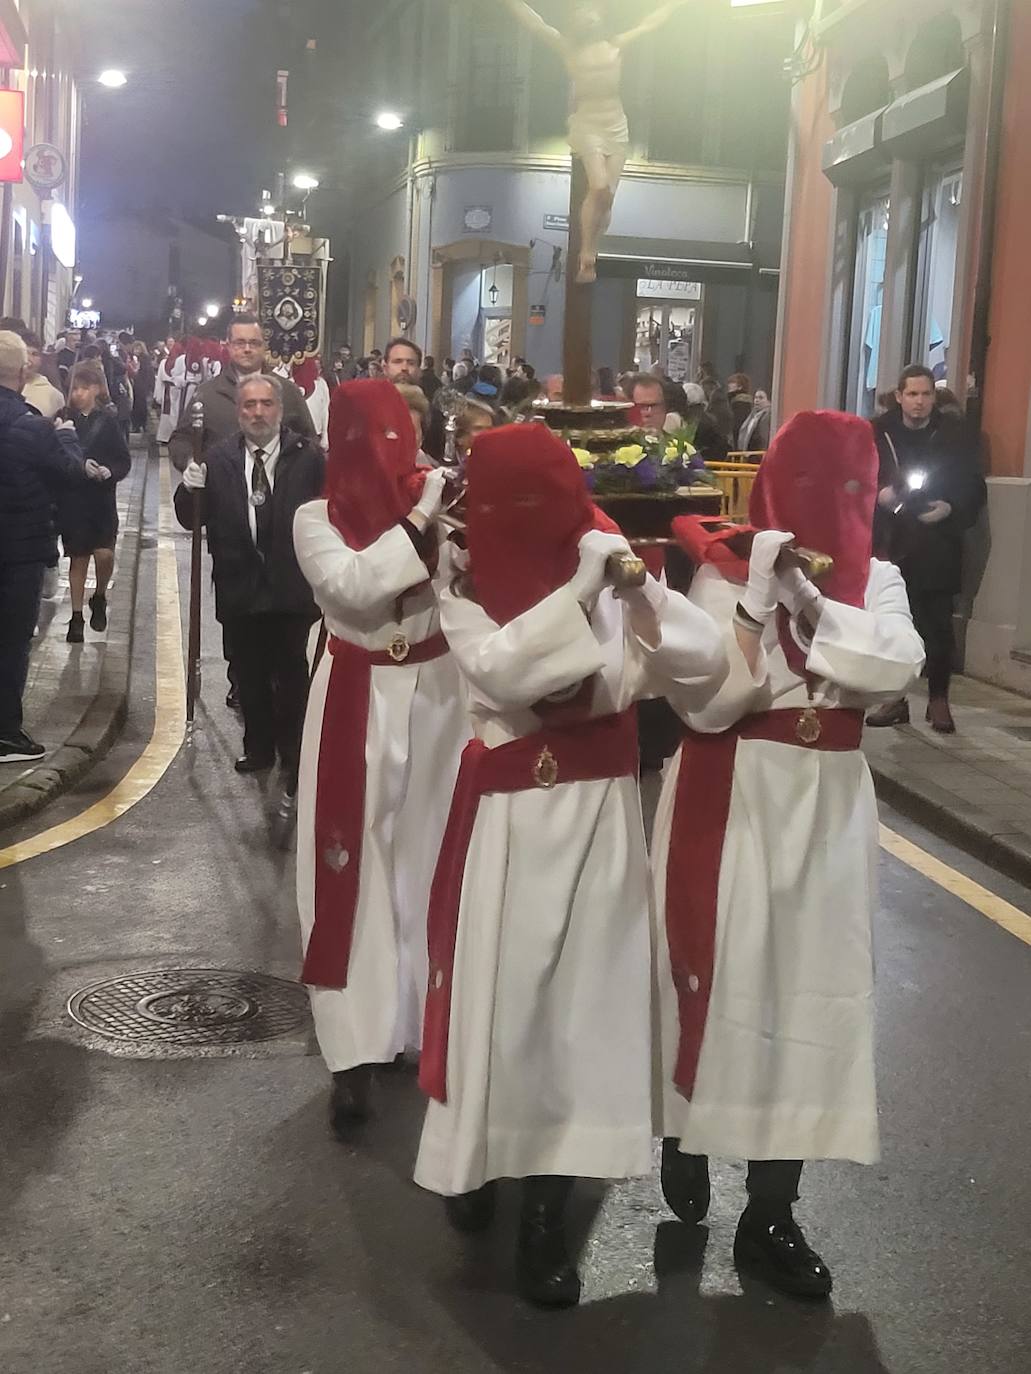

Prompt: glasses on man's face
[
  {"left": 638, "top": 400, "right": 662, "bottom": 412},
  {"left": 230, "top": 337, "right": 263, "bottom": 351}
]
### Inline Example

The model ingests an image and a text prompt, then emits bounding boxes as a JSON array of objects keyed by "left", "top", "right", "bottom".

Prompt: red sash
[
  {"left": 665, "top": 707, "right": 864, "bottom": 1098},
  {"left": 302, "top": 630, "right": 449, "bottom": 989},
  {"left": 419, "top": 709, "right": 640, "bottom": 1104}
]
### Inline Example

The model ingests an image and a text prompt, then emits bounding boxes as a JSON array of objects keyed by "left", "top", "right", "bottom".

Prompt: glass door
[{"left": 911, "top": 166, "right": 963, "bottom": 381}]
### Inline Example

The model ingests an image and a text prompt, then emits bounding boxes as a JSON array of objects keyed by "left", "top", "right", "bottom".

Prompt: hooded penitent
[
  {"left": 464, "top": 422, "right": 618, "bottom": 625},
  {"left": 324, "top": 378, "right": 426, "bottom": 551}
]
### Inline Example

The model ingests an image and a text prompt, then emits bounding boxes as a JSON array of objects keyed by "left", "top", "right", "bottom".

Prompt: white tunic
[
  {"left": 293, "top": 502, "right": 468, "bottom": 1072},
  {"left": 414, "top": 577, "right": 726, "bottom": 1196},
  {"left": 653, "top": 561, "right": 925, "bottom": 1165}
]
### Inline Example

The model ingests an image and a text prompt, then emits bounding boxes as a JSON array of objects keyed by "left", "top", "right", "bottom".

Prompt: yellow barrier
[{"left": 705, "top": 460, "right": 760, "bottom": 519}]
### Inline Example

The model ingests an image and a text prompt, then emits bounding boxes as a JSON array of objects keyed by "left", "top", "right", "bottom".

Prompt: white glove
[
  {"left": 183, "top": 460, "right": 207, "bottom": 490},
  {"left": 55, "top": 418, "right": 76, "bottom": 433},
  {"left": 918, "top": 499, "right": 952, "bottom": 525},
  {"left": 411, "top": 468, "right": 447, "bottom": 527},
  {"left": 778, "top": 564, "right": 823, "bottom": 621},
  {"left": 568, "top": 529, "right": 633, "bottom": 606},
  {"left": 740, "top": 530, "right": 794, "bottom": 626}
]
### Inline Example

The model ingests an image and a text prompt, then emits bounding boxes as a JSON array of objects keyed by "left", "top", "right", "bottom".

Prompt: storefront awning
[{"left": 597, "top": 237, "right": 773, "bottom": 285}]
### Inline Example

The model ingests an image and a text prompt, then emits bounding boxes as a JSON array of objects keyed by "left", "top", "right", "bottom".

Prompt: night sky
[{"left": 78, "top": 0, "right": 277, "bottom": 224}]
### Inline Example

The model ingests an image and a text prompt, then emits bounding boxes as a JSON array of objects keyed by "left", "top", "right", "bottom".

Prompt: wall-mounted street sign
[
  {"left": 529, "top": 303, "right": 546, "bottom": 325},
  {"left": 543, "top": 214, "right": 569, "bottom": 232}
]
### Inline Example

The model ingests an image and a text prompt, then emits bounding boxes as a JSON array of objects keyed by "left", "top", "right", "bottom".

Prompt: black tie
[{"left": 251, "top": 448, "right": 273, "bottom": 558}]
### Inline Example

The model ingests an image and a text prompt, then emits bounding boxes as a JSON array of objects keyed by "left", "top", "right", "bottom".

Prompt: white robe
[
  {"left": 155, "top": 356, "right": 183, "bottom": 444},
  {"left": 652, "top": 561, "right": 925, "bottom": 1165},
  {"left": 293, "top": 503, "right": 468, "bottom": 1071},
  {"left": 414, "top": 577, "right": 726, "bottom": 1196}
]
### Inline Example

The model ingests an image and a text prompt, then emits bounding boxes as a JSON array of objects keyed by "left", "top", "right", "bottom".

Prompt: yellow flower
[
  {"left": 612, "top": 444, "right": 644, "bottom": 467},
  {"left": 572, "top": 447, "right": 594, "bottom": 469}
]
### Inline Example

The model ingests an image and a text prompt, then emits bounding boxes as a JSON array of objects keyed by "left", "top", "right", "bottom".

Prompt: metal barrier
[{"left": 706, "top": 459, "right": 761, "bottom": 519}]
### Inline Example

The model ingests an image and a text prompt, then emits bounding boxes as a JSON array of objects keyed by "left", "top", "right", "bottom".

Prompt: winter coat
[
  {"left": 58, "top": 406, "right": 132, "bottom": 556},
  {"left": 0, "top": 386, "right": 83, "bottom": 566},
  {"left": 873, "top": 408, "right": 986, "bottom": 594},
  {"left": 173, "top": 427, "right": 324, "bottom": 622}
]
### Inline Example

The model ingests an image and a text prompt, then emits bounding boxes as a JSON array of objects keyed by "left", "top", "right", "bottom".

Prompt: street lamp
[
  {"left": 81, "top": 297, "right": 93, "bottom": 310},
  {"left": 197, "top": 315, "right": 208, "bottom": 327},
  {"left": 375, "top": 111, "right": 404, "bottom": 131},
  {"left": 97, "top": 69, "right": 128, "bottom": 88},
  {"left": 205, "top": 302, "right": 220, "bottom": 319},
  {"left": 293, "top": 172, "right": 320, "bottom": 191}
]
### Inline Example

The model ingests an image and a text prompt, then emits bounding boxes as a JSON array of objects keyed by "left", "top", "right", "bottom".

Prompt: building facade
[
  {"left": 0, "top": 0, "right": 81, "bottom": 338},
  {"left": 774, "top": 0, "right": 1031, "bottom": 692},
  {"left": 332, "top": 0, "right": 792, "bottom": 386}
]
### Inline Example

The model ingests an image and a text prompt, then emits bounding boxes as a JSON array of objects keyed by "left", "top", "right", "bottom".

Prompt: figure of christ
[{"left": 502, "top": 0, "right": 692, "bottom": 283}]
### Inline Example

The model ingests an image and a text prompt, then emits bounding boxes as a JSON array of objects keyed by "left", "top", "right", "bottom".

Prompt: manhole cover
[{"left": 67, "top": 969, "right": 309, "bottom": 1047}]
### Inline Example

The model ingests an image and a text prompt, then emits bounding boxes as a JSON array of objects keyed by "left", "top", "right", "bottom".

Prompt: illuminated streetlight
[
  {"left": 375, "top": 111, "right": 403, "bottom": 131},
  {"left": 260, "top": 204, "right": 276, "bottom": 216},
  {"left": 197, "top": 315, "right": 208, "bottom": 327},
  {"left": 98, "top": 69, "right": 128, "bottom": 88},
  {"left": 205, "top": 302, "right": 220, "bottom": 318},
  {"left": 293, "top": 172, "right": 320, "bottom": 191},
  {"left": 81, "top": 297, "right": 93, "bottom": 310}
]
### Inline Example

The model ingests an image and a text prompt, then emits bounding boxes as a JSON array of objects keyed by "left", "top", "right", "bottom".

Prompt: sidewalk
[
  {"left": 0, "top": 436, "right": 152, "bottom": 829},
  {"left": 865, "top": 673, "right": 1031, "bottom": 883}
]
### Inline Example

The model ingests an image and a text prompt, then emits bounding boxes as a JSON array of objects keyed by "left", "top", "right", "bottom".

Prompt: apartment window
[{"left": 455, "top": 18, "right": 517, "bottom": 152}]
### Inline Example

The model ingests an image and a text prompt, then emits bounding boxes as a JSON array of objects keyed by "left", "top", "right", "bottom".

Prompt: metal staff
[{"left": 185, "top": 399, "right": 205, "bottom": 729}]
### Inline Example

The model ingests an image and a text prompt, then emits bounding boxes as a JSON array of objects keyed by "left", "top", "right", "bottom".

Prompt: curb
[
  {"left": 0, "top": 441, "right": 153, "bottom": 830},
  {"left": 870, "top": 762, "right": 1031, "bottom": 890}
]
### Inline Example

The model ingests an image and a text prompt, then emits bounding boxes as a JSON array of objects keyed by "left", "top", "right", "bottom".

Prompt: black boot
[
  {"left": 66, "top": 612, "right": 84, "bottom": 644},
  {"left": 516, "top": 1176, "right": 581, "bottom": 1308},
  {"left": 660, "top": 1138, "right": 710, "bottom": 1224},
  {"left": 445, "top": 1181, "right": 497, "bottom": 1234},
  {"left": 734, "top": 1203, "right": 833, "bottom": 1300},
  {"left": 329, "top": 1065, "right": 373, "bottom": 1137},
  {"left": 88, "top": 593, "right": 108, "bottom": 632}
]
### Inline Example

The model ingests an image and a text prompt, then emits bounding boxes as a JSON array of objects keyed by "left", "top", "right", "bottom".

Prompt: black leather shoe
[
  {"left": 88, "top": 593, "right": 108, "bottom": 632},
  {"left": 445, "top": 1182, "right": 497, "bottom": 1234},
  {"left": 330, "top": 1066, "right": 373, "bottom": 1136},
  {"left": 734, "top": 1205, "right": 833, "bottom": 1299},
  {"left": 66, "top": 612, "right": 84, "bottom": 644},
  {"left": 234, "top": 753, "right": 274, "bottom": 774},
  {"left": 225, "top": 685, "right": 241, "bottom": 710},
  {"left": 516, "top": 1177, "right": 581, "bottom": 1308},
  {"left": 661, "top": 1139, "right": 710, "bottom": 1224}
]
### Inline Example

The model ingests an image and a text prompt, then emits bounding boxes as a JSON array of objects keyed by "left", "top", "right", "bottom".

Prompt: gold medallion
[
  {"left": 796, "top": 706, "right": 822, "bottom": 745},
  {"left": 532, "top": 746, "right": 559, "bottom": 789},
  {"left": 388, "top": 633, "right": 411, "bottom": 663}
]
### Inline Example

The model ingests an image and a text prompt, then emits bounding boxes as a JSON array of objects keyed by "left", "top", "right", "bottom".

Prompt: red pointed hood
[{"left": 325, "top": 379, "right": 425, "bottom": 550}]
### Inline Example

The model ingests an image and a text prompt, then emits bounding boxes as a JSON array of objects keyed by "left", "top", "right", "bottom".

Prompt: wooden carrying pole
[
  {"left": 562, "top": 156, "right": 593, "bottom": 406},
  {"left": 185, "top": 400, "right": 205, "bottom": 726}
]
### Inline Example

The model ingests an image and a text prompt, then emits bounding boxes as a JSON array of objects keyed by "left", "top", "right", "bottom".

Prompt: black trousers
[
  {"left": 907, "top": 586, "right": 955, "bottom": 700},
  {"left": 223, "top": 612, "right": 311, "bottom": 781},
  {"left": 0, "top": 560, "right": 45, "bottom": 739}
]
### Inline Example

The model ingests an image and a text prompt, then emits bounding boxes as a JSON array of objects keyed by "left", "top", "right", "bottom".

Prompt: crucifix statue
[{"left": 502, "top": 0, "right": 692, "bottom": 283}]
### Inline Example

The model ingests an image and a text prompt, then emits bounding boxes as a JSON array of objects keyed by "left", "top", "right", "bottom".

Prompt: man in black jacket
[
  {"left": 0, "top": 330, "right": 83, "bottom": 762},
  {"left": 174, "top": 374, "right": 324, "bottom": 787},
  {"left": 867, "top": 364, "right": 986, "bottom": 734}
]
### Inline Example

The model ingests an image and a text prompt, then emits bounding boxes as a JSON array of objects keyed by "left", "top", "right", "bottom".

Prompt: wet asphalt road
[{"left": 1, "top": 456, "right": 1029, "bottom": 1374}]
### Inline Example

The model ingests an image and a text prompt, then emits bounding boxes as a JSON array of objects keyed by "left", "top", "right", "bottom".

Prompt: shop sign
[
  {"left": 529, "top": 303, "right": 546, "bottom": 325},
  {"left": 637, "top": 277, "right": 702, "bottom": 301},
  {"left": 0, "top": 90, "right": 24, "bottom": 183},
  {"left": 543, "top": 214, "right": 569, "bottom": 232},
  {"left": 25, "top": 141, "right": 66, "bottom": 192}
]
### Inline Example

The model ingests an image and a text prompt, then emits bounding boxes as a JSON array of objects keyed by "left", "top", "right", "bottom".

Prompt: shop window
[
  {"left": 911, "top": 167, "right": 962, "bottom": 379},
  {"left": 904, "top": 12, "right": 965, "bottom": 92},
  {"left": 844, "top": 191, "right": 890, "bottom": 418},
  {"left": 634, "top": 280, "right": 702, "bottom": 382},
  {"left": 479, "top": 264, "right": 513, "bottom": 366}
]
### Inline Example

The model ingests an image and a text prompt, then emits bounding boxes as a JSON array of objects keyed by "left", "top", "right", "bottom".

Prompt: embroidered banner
[{"left": 258, "top": 264, "right": 321, "bottom": 363}]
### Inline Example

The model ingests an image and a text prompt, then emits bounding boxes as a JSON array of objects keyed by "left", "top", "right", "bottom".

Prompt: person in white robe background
[
  {"left": 413, "top": 423, "right": 727, "bottom": 1308},
  {"left": 652, "top": 410, "right": 925, "bottom": 1299},
  {"left": 293, "top": 379, "right": 468, "bottom": 1136}
]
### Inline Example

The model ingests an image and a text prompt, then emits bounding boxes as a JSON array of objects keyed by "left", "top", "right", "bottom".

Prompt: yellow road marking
[
  {"left": 0, "top": 459, "right": 185, "bottom": 870},
  {"left": 879, "top": 824, "right": 1031, "bottom": 948}
]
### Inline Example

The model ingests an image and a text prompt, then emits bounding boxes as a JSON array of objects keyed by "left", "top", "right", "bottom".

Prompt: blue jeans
[{"left": 0, "top": 560, "right": 45, "bottom": 739}]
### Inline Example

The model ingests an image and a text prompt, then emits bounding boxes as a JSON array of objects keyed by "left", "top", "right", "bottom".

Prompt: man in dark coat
[
  {"left": 174, "top": 374, "right": 324, "bottom": 788},
  {"left": 867, "top": 364, "right": 986, "bottom": 734},
  {"left": 169, "top": 312, "right": 315, "bottom": 709},
  {"left": 0, "top": 330, "right": 83, "bottom": 761}
]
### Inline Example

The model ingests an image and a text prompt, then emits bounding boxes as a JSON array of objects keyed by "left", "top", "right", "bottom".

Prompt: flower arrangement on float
[{"left": 571, "top": 429, "right": 718, "bottom": 496}]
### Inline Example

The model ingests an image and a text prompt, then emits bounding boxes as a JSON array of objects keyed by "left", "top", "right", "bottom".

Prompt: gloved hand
[
  {"left": 918, "top": 499, "right": 952, "bottom": 525},
  {"left": 55, "top": 418, "right": 76, "bottom": 433},
  {"left": 84, "top": 458, "right": 104, "bottom": 481},
  {"left": 740, "top": 530, "right": 794, "bottom": 625},
  {"left": 409, "top": 468, "right": 447, "bottom": 529},
  {"left": 183, "top": 460, "right": 207, "bottom": 490},
  {"left": 778, "top": 563, "right": 823, "bottom": 621},
  {"left": 569, "top": 529, "right": 633, "bottom": 606}
]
